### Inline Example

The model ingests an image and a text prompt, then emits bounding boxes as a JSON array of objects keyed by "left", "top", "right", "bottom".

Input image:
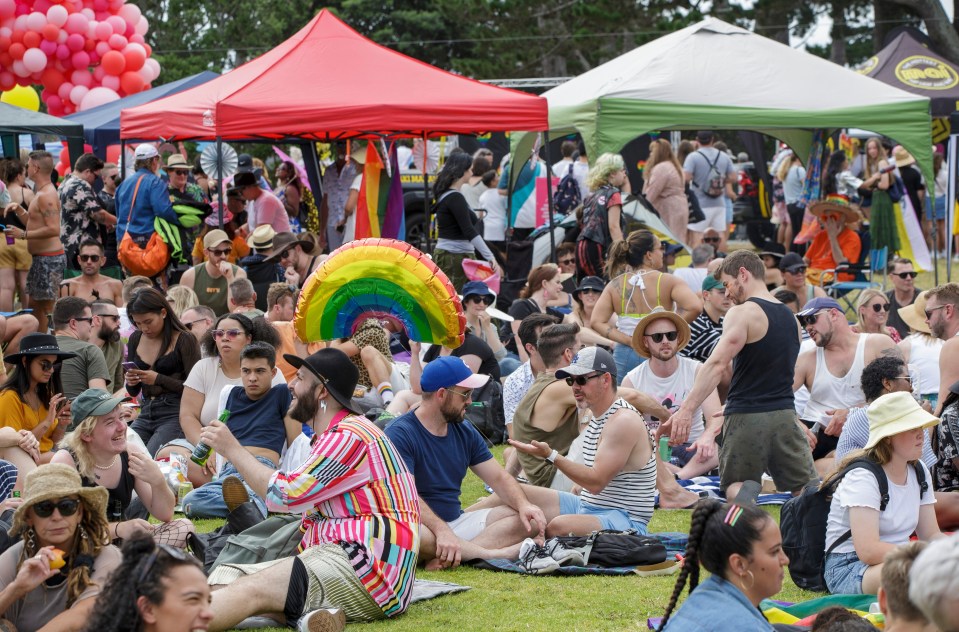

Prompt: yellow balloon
[{"left": 0, "top": 85, "right": 40, "bottom": 112}]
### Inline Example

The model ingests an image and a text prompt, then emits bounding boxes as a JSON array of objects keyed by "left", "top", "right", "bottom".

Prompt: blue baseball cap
[
  {"left": 797, "top": 297, "right": 843, "bottom": 318},
  {"left": 420, "top": 356, "right": 490, "bottom": 392}
]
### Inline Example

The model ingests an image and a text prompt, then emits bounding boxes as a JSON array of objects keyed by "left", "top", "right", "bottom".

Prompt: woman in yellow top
[
  {"left": 590, "top": 229, "right": 702, "bottom": 382},
  {"left": 0, "top": 334, "right": 75, "bottom": 463}
]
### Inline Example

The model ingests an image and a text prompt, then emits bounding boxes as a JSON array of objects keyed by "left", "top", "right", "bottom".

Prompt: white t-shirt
[
  {"left": 673, "top": 267, "right": 709, "bottom": 295},
  {"left": 824, "top": 461, "right": 935, "bottom": 554},
  {"left": 623, "top": 356, "right": 705, "bottom": 442},
  {"left": 343, "top": 174, "right": 362, "bottom": 242},
  {"left": 247, "top": 189, "right": 291, "bottom": 234},
  {"left": 184, "top": 357, "right": 287, "bottom": 427},
  {"left": 478, "top": 188, "right": 507, "bottom": 242}
]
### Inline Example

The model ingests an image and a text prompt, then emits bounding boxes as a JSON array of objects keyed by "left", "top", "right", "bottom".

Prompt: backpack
[
  {"left": 780, "top": 458, "right": 927, "bottom": 592},
  {"left": 696, "top": 150, "right": 725, "bottom": 198},
  {"left": 464, "top": 378, "right": 507, "bottom": 444},
  {"left": 554, "top": 530, "right": 667, "bottom": 567},
  {"left": 553, "top": 163, "right": 582, "bottom": 215}
]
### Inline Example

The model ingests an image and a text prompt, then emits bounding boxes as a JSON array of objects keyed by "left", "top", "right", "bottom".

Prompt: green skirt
[{"left": 869, "top": 189, "right": 900, "bottom": 253}]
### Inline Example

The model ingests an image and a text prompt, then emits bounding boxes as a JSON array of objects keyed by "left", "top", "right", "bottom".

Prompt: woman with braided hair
[
  {"left": 658, "top": 498, "right": 787, "bottom": 631},
  {"left": 0, "top": 464, "right": 120, "bottom": 631},
  {"left": 83, "top": 536, "right": 213, "bottom": 632}
]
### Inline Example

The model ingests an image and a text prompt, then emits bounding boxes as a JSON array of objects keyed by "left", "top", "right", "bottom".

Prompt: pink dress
[{"left": 644, "top": 162, "right": 688, "bottom": 240}]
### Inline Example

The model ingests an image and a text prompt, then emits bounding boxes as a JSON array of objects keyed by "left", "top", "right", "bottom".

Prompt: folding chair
[{"left": 821, "top": 246, "right": 888, "bottom": 313}]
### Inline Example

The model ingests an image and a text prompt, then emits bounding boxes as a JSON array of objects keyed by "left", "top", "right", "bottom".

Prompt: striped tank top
[{"left": 580, "top": 398, "right": 657, "bottom": 527}]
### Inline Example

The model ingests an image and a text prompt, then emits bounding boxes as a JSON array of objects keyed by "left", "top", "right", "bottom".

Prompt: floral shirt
[
  {"left": 170, "top": 182, "right": 207, "bottom": 205},
  {"left": 59, "top": 174, "right": 104, "bottom": 253},
  {"left": 936, "top": 400, "right": 959, "bottom": 492}
]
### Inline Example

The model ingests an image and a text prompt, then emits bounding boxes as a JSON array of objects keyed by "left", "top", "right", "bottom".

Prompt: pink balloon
[
  {"left": 79, "top": 85, "right": 118, "bottom": 110},
  {"left": 117, "top": 3, "right": 140, "bottom": 24},
  {"left": 63, "top": 102, "right": 74, "bottom": 114},
  {"left": 11, "top": 60, "right": 27, "bottom": 77},
  {"left": 56, "top": 29, "right": 67, "bottom": 44},
  {"left": 65, "top": 32, "right": 83, "bottom": 52},
  {"left": 92, "top": 0, "right": 108, "bottom": 11},
  {"left": 13, "top": 4, "right": 27, "bottom": 17},
  {"left": 81, "top": 8, "right": 95, "bottom": 21},
  {"left": 22, "top": 47, "right": 47, "bottom": 73},
  {"left": 57, "top": 80, "right": 72, "bottom": 100},
  {"left": 129, "top": 33, "right": 144, "bottom": 44},
  {"left": 12, "top": 15, "right": 27, "bottom": 32},
  {"left": 100, "top": 74, "right": 118, "bottom": 90},
  {"left": 0, "top": 0, "right": 14, "bottom": 20},
  {"left": 105, "top": 15, "right": 124, "bottom": 34},
  {"left": 107, "top": 33, "right": 126, "bottom": 50},
  {"left": 92, "top": 64, "right": 104, "bottom": 80},
  {"left": 0, "top": 71, "right": 15, "bottom": 90},
  {"left": 70, "top": 68, "right": 91, "bottom": 87},
  {"left": 88, "top": 50, "right": 99, "bottom": 64},
  {"left": 34, "top": 0, "right": 52, "bottom": 13},
  {"left": 68, "top": 83, "right": 87, "bottom": 105},
  {"left": 46, "top": 94, "right": 62, "bottom": 111},
  {"left": 46, "top": 4, "right": 68, "bottom": 27},
  {"left": 70, "top": 49, "right": 88, "bottom": 69},
  {"left": 134, "top": 15, "right": 148, "bottom": 36},
  {"left": 93, "top": 20, "right": 111, "bottom": 40},
  {"left": 25, "top": 12, "right": 47, "bottom": 32},
  {"left": 108, "top": 0, "right": 123, "bottom": 11},
  {"left": 39, "top": 39, "right": 56, "bottom": 55},
  {"left": 143, "top": 56, "right": 159, "bottom": 81},
  {"left": 55, "top": 43, "right": 70, "bottom": 60},
  {"left": 63, "top": 12, "right": 87, "bottom": 35},
  {"left": 94, "top": 40, "right": 109, "bottom": 56}
]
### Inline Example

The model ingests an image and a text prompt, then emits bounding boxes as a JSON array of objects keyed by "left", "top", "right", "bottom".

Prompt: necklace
[{"left": 93, "top": 455, "right": 118, "bottom": 480}]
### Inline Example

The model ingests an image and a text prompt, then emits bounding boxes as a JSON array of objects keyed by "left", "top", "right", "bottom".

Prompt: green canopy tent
[
  {"left": 0, "top": 102, "right": 85, "bottom": 166},
  {"left": 512, "top": 18, "right": 934, "bottom": 187}
]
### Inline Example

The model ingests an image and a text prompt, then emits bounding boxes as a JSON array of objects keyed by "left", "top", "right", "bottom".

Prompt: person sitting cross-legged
[{"left": 384, "top": 356, "right": 547, "bottom": 569}]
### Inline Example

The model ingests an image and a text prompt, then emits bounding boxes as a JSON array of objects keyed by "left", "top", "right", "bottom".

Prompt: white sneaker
[
  {"left": 543, "top": 538, "right": 586, "bottom": 566},
  {"left": 518, "top": 537, "right": 561, "bottom": 575},
  {"left": 297, "top": 608, "right": 346, "bottom": 632}
]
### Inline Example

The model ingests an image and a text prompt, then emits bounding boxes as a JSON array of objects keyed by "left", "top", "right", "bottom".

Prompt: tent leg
[
  {"left": 423, "top": 133, "right": 431, "bottom": 253},
  {"left": 948, "top": 132, "right": 957, "bottom": 282},
  {"left": 543, "top": 131, "right": 556, "bottom": 263},
  {"left": 216, "top": 137, "right": 224, "bottom": 229},
  {"left": 120, "top": 140, "right": 126, "bottom": 179}
]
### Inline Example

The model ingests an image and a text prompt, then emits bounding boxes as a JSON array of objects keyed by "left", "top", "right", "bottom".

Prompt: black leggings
[{"left": 786, "top": 203, "right": 807, "bottom": 255}]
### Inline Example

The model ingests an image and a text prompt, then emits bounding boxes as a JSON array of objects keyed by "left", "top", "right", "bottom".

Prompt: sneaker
[
  {"left": 543, "top": 538, "right": 585, "bottom": 567},
  {"left": 297, "top": 608, "right": 346, "bottom": 632},
  {"left": 518, "top": 537, "right": 561, "bottom": 575}
]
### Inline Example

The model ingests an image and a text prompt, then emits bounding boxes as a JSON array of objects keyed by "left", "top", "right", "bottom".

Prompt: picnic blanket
[
  {"left": 472, "top": 532, "right": 689, "bottom": 576},
  {"left": 646, "top": 594, "right": 881, "bottom": 629},
  {"left": 410, "top": 578, "right": 471, "bottom": 603},
  {"left": 655, "top": 476, "right": 793, "bottom": 507}
]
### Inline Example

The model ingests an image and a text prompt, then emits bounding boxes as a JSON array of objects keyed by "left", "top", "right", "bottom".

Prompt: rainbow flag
[{"left": 354, "top": 142, "right": 405, "bottom": 240}]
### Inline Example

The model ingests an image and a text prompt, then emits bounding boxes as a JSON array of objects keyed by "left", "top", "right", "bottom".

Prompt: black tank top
[
  {"left": 75, "top": 450, "right": 136, "bottom": 522},
  {"left": 724, "top": 298, "right": 800, "bottom": 414}
]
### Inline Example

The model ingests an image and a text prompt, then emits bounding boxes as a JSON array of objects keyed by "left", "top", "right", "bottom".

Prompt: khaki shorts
[
  {"left": 0, "top": 239, "right": 31, "bottom": 271},
  {"left": 718, "top": 409, "right": 817, "bottom": 493}
]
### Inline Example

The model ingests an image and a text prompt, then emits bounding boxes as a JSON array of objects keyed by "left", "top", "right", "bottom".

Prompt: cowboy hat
[
  {"left": 4, "top": 333, "right": 78, "bottom": 364},
  {"left": 897, "top": 290, "right": 930, "bottom": 335},
  {"left": 264, "top": 232, "right": 315, "bottom": 262},
  {"left": 808, "top": 194, "right": 861, "bottom": 224},
  {"left": 865, "top": 391, "right": 938, "bottom": 450},
  {"left": 12, "top": 464, "right": 108, "bottom": 536},
  {"left": 631, "top": 307, "right": 691, "bottom": 359}
]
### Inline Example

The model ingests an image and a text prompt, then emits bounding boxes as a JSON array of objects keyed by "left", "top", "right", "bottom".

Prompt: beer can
[
  {"left": 10, "top": 491, "right": 19, "bottom": 499},
  {"left": 177, "top": 482, "right": 194, "bottom": 509}
]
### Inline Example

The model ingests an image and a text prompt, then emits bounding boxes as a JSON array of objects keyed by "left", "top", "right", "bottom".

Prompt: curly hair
[
  {"left": 658, "top": 499, "right": 771, "bottom": 630},
  {"left": 82, "top": 536, "right": 204, "bottom": 632},
  {"left": 586, "top": 153, "right": 625, "bottom": 192},
  {"left": 199, "top": 313, "right": 280, "bottom": 357}
]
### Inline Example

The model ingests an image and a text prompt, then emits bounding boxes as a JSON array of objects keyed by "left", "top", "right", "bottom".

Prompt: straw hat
[
  {"left": 246, "top": 225, "right": 276, "bottom": 249},
  {"left": 808, "top": 194, "right": 861, "bottom": 224},
  {"left": 897, "top": 290, "right": 930, "bottom": 335},
  {"left": 350, "top": 144, "right": 367, "bottom": 165},
  {"left": 893, "top": 146, "right": 916, "bottom": 168},
  {"left": 165, "top": 154, "right": 190, "bottom": 170},
  {"left": 12, "top": 464, "right": 108, "bottom": 536},
  {"left": 864, "top": 391, "right": 938, "bottom": 449},
  {"left": 631, "top": 307, "right": 691, "bottom": 358}
]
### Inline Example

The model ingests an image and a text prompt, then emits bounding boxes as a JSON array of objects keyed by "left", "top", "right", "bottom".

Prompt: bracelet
[{"left": 113, "top": 523, "right": 119, "bottom": 539}]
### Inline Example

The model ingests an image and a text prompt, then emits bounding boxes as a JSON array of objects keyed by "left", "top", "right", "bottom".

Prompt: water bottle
[{"left": 190, "top": 409, "right": 230, "bottom": 466}]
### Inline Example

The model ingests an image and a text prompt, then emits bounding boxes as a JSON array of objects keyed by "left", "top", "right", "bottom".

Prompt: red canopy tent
[{"left": 119, "top": 9, "right": 547, "bottom": 141}]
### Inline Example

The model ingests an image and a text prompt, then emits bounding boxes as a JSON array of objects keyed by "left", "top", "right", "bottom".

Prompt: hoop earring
[{"left": 738, "top": 569, "right": 755, "bottom": 592}]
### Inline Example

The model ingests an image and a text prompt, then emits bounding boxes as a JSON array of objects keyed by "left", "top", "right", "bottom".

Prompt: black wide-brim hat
[
  {"left": 283, "top": 348, "right": 359, "bottom": 414},
  {"left": 4, "top": 333, "right": 78, "bottom": 364}
]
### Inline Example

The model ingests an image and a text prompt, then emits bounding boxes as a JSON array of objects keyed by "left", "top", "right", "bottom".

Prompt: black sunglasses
[
  {"left": 77, "top": 254, "right": 101, "bottom": 262},
  {"left": 565, "top": 372, "right": 604, "bottom": 387},
  {"left": 183, "top": 319, "right": 207, "bottom": 331},
  {"left": 799, "top": 312, "right": 825, "bottom": 327},
  {"left": 893, "top": 271, "right": 918, "bottom": 280},
  {"left": 136, "top": 543, "right": 191, "bottom": 586},
  {"left": 559, "top": 258, "right": 575, "bottom": 265},
  {"left": 208, "top": 248, "right": 232, "bottom": 257},
  {"left": 786, "top": 266, "right": 808, "bottom": 275},
  {"left": 32, "top": 498, "right": 80, "bottom": 518},
  {"left": 870, "top": 303, "right": 891, "bottom": 313},
  {"left": 466, "top": 294, "right": 494, "bottom": 306},
  {"left": 645, "top": 331, "right": 679, "bottom": 343},
  {"left": 37, "top": 360, "right": 60, "bottom": 372},
  {"left": 703, "top": 237, "right": 721, "bottom": 243}
]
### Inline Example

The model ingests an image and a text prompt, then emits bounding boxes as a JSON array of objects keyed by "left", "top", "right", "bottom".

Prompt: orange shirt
[
  {"left": 806, "top": 228, "right": 861, "bottom": 283},
  {"left": 0, "top": 389, "right": 54, "bottom": 452},
  {"left": 192, "top": 234, "right": 251, "bottom": 265}
]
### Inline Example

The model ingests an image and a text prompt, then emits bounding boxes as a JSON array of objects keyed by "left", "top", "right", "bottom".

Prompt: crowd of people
[{"left": 0, "top": 132, "right": 955, "bottom": 632}]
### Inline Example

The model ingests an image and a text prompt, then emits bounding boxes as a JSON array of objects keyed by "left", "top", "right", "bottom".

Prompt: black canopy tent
[{"left": 0, "top": 102, "right": 85, "bottom": 167}]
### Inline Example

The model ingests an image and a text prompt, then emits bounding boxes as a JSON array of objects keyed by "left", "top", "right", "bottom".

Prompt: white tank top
[
  {"left": 907, "top": 333, "right": 944, "bottom": 396},
  {"left": 624, "top": 357, "right": 705, "bottom": 442},
  {"left": 802, "top": 334, "right": 868, "bottom": 421}
]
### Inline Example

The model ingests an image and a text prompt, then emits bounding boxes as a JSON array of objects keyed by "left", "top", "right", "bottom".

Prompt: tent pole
[
  {"left": 423, "top": 133, "right": 431, "bottom": 253},
  {"left": 543, "top": 131, "right": 556, "bottom": 263},
  {"left": 120, "top": 140, "right": 126, "bottom": 179},
  {"left": 948, "top": 131, "right": 957, "bottom": 282},
  {"left": 216, "top": 137, "right": 224, "bottom": 229}
]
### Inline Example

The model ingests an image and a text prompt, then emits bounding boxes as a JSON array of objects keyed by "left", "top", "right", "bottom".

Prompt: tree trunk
[
  {"left": 891, "top": 0, "right": 959, "bottom": 65},
  {"left": 830, "top": 3, "right": 848, "bottom": 66}
]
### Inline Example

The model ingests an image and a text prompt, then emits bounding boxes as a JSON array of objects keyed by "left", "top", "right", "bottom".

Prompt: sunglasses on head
[
  {"left": 645, "top": 331, "right": 679, "bottom": 343},
  {"left": 893, "top": 271, "right": 918, "bottom": 280},
  {"left": 32, "top": 498, "right": 80, "bottom": 518},
  {"left": 77, "top": 254, "right": 101, "bottom": 263},
  {"left": 565, "top": 372, "right": 604, "bottom": 387},
  {"left": 208, "top": 248, "right": 232, "bottom": 257},
  {"left": 212, "top": 328, "right": 244, "bottom": 339},
  {"left": 466, "top": 294, "right": 494, "bottom": 305},
  {"left": 136, "top": 543, "right": 191, "bottom": 586},
  {"left": 869, "top": 303, "right": 891, "bottom": 313}
]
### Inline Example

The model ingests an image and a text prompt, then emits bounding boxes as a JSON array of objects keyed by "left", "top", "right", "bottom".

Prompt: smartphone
[{"left": 122, "top": 361, "right": 138, "bottom": 372}]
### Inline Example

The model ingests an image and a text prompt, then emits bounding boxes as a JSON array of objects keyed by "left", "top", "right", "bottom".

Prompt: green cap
[
  {"left": 702, "top": 275, "right": 723, "bottom": 292},
  {"left": 69, "top": 388, "right": 131, "bottom": 432}
]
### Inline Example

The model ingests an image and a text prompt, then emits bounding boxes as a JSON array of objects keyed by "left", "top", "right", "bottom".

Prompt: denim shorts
[
  {"left": 557, "top": 491, "right": 647, "bottom": 534},
  {"left": 823, "top": 551, "right": 867, "bottom": 594}
]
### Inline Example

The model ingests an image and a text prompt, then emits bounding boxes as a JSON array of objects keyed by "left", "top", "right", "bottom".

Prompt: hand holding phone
[{"left": 122, "top": 361, "right": 138, "bottom": 372}]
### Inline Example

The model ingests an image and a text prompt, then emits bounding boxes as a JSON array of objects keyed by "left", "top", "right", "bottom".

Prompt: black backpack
[
  {"left": 464, "top": 379, "right": 507, "bottom": 444},
  {"left": 552, "top": 163, "right": 582, "bottom": 216},
  {"left": 780, "top": 458, "right": 927, "bottom": 592},
  {"left": 555, "top": 530, "right": 667, "bottom": 567}
]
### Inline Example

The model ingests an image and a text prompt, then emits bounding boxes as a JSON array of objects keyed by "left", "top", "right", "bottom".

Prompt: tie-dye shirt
[{"left": 266, "top": 414, "right": 420, "bottom": 617}]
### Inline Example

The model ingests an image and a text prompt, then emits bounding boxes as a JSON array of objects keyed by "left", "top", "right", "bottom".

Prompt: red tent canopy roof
[{"left": 120, "top": 10, "right": 548, "bottom": 141}]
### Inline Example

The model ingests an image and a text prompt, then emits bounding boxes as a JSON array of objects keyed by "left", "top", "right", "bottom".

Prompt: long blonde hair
[
  {"left": 645, "top": 139, "right": 683, "bottom": 182},
  {"left": 165, "top": 284, "right": 199, "bottom": 318},
  {"left": 863, "top": 138, "right": 885, "bottom": 178},
  {"left": 776, "top": 153, "right": 799, "bottom": 182},
  {"left": 59, "top": 415, "right": 101, "bottom": 481},
  {"left": 856, "top": 288, "right": 889, "bottom": 329},
  {"left": 586, "top": 153, "right": 625, "bottom": 192}
]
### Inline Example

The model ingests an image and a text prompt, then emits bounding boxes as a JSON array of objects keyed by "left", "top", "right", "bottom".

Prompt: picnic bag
[
  {"left": 780, "top": 458, "right": 927, "bottom": 592},
  {"left": 209, "top": 514, "right": 303, "bottom": 573},
  {"left": 553, "top": 163, "right": 582, "bottom": 215},
  {"left": 555, "top": 529, "right": 666, "bottom": 567},
  {"left": 118, "top": 175, "right": 170, "bottom": 277},
  {"left": 696, "top": 150, "right": 725, "bottom": 198}
]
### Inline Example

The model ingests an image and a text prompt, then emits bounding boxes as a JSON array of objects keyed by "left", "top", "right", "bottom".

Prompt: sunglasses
[
  {"left": 208, "top": 248, "right": 232, "bottom": 257},
  {"left": 892, "top": 375, "right": 913, "bottom": 384},
  {"left": 645, "top": 331, "right": 679, "bottom": 343},
  {"left": 786, "top": 266, "right": 808, "bottom": 275},
  {"left": 565, "top": 372, "right": 604, "bottom": 387},
  {"left": 578, "top": 288, "right": 601, "bottom": 295},
  {"left": 278, "top": 248, "right": 293, "bottom": 260},
  {"left": 97, "top": 314, "right": 120, "bottom": 322},
  {"left": 893, "top": 271, "right": 918, "bottom": 280},
  {"left": 446, "top": 388, "right": 473, "bottom": 400},
  {"left": 869, "top": 303, "right": 891, "bottom": 313},
  {"left": 799, "top": 312, "right": 825, "bottom": 327},
  {"left": 77, "top": 254, "right": 101, "bottom": 262},
  {"left": 171, "top": 169, "right": 189, "bottom": 176},
  {"left": 32, "top": 498, "right": 80, "bottom": 518},
  {"left": 183, "top": 319, "right": 207, "bottom": 331},
  {"left": 72, "top": 317, "right": 93, "bottom": 324},
  {"left": 559, "top": 258, "right": 575, "bottom": 266},
  {"left": 925, "top": 305, "right": 947, "bottom": 319},
  {"left": 37, "top": 360, "right": 60, "bottom": 372},
  {"left": 212, "top": 328, "right": 244, "bottom": 339},
  {"left": 136, "top": 543, "right": 191, "bottom": 586},
  {"left": 466, "top": 295, "right": 494, "bottom": 306},
  {"left": 703, "top": 237, "right": 721, "bottom": 243}
]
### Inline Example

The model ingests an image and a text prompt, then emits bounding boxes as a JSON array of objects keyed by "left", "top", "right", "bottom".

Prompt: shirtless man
[
  {"left": 3, "top": 151, "right": 65, "bottom": 333},
  {"left": 58, "top": 239, "right": 124, "bottom": 306}
]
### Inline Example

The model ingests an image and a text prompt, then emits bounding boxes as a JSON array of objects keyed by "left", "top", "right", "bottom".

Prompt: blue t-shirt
[
  {"left": 384, "top": 408, "right": 493, "bottom": 522},
  {"left": 223, "top": 384, "right": 292, "bottom": 456}
]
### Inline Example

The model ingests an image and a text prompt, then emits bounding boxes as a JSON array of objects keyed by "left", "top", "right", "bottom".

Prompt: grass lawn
[{"left": 198, "top": 446, "right": 823, "bottom": 632}]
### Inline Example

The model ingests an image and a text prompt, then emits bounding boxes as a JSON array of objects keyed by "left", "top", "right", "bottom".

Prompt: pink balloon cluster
[{"left": 0, "top": 0, "right": 159, "bottom": 116}]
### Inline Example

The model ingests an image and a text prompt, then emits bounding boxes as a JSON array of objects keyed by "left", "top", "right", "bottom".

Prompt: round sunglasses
[{"left": 869, "top": 303, "right": 891, "bottom": 313}]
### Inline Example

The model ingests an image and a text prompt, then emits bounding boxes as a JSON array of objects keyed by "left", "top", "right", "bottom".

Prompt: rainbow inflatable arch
[{"left": 293, "top": 238, "right": 466, "bottom": 348}]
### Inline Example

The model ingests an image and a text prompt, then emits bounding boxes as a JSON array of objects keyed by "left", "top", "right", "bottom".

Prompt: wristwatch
[{"left": 545, "top": 449, "right": 558, "bottom": 464}]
